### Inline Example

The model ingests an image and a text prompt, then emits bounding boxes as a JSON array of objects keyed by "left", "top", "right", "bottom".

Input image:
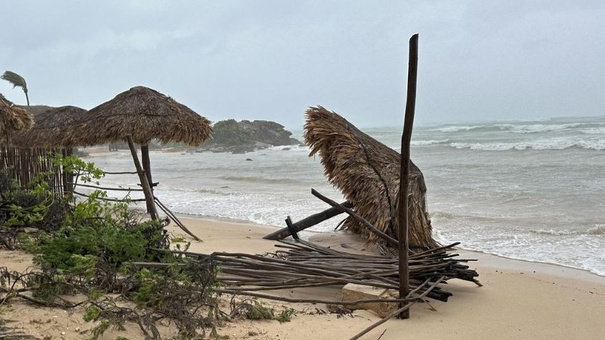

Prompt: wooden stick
[
  {"left": 349, "top": 277, "right": 444, "bottom": 340},
  {"left": 72, "top": 191, "right": 147, "bottom": 202},
  {"left": 102, "top": 170, "right": 139, "bottom": 175},
  {"left": 311, "top": 189, "right": 399, "bottom": 247},
  {"left": 216, "top": 289, "right": 415, "bottom": 306},
  {"left": 398, "top": 33, "right": 419, "bottom": 319},
  {"left": 154, "top": 197, "right": 201, "bottom": 241},
  {"left": 263, "top": 201, "right": 353, "bottom": 240},
  {"left": 70, "top": 182, "right": 144, "bottom": 192}
]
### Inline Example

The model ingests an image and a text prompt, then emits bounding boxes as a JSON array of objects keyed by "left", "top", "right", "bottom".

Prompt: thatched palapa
[
  {"left": 10, "top": 106, "right": 87, "bottom": 148},
  {"left": 67, "top": 85, "right": 212, "bottom": 221},
  {"left": 304, "top": 106, "right": 438, "bottom": 250},
  {"left": 71, "top": 86, "right": 211, "bottom": 147}
]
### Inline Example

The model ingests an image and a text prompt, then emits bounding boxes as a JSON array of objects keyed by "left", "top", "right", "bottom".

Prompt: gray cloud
[{"left": 1, "top": 0, "right": 604, "bottom": 129}]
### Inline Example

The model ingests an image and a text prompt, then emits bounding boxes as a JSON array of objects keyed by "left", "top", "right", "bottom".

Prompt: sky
[{"left": 1, "top": 0, "right": 604, "bottom": 130}]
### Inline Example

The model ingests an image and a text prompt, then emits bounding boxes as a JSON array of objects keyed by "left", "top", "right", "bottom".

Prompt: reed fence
[{"left": 0, "top": 146, "right": 66, "bottom": 195}]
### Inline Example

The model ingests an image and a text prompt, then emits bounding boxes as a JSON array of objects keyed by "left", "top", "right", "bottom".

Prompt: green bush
[
  {"left": 0, "top": 172, "right": 71, "bottom": 249},
  {"left": 2, "top": 155, "right": 220, "bottom": 338},
  {"left": 34, "top": 191, "right": 169, "bottom": 287}
]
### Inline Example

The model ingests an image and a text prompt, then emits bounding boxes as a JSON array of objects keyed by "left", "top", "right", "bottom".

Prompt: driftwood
[
  {"left": 263, "top": 201, "right": 353, "bottom": 240},
  {"left": 311, "top": 189, "right": 399, "bottom": 247}
]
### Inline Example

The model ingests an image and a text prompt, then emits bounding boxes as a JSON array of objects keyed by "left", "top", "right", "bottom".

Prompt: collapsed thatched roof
[
  {"left": 69, "top": 86, "right": 212, "bottom": 146},
  {"left": 10, "top": 106, "right": 87, "bottom": 148},
  {"left": 304, "top": 106, "right": 438, "bottom": 249},
  {"left": 0, "top": 94, "right": 34, "bottom": 137}
]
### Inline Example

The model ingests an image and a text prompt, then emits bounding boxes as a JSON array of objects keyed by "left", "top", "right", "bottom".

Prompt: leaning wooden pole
[
  {"left": 398, "top": 33, "right": 419, "bottom": 319},
  {"left": 263, "top": 201, "right": 353, "bottom": 240},
  {"left": 141, "top": 144, "right": 155, "bottom": 214},
  {"left": 127, "top": 136, "right": 158, "bottom": 220}
]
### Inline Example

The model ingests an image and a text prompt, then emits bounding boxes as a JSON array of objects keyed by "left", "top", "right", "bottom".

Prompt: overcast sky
[{"left": 1, "top": 1, "right": 604, "bottom": 129}]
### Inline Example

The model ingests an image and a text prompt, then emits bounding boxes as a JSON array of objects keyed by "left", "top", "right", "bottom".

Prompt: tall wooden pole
[{"left": 398, "top": 33, "right": 419, "bottom": 319}]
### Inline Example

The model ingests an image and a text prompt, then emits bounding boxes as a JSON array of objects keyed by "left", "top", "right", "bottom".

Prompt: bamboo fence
[{"left": 0, "top": 147, "right": 65, "bottom": 194}]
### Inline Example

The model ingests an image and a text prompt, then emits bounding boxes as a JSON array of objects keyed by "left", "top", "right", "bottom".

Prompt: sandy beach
[{"left": 2, "top": 216, "right": 605, "bottom": 340}]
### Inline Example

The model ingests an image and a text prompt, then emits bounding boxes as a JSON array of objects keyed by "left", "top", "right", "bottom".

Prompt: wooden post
[
  {"left": 141, "top": 144, "right": 153, "bottom": 186},
  {"left": 141, "top": 144, "right": 155, "bottom": 214},
  {"left": 127, "top": 136, "right": 158, "bottom": 220},
  {"left": 62, "top": 147, "right": 75, "bottom": 196},
  {"left": 398, "top": 33, "right": 419, "bottom": 319}
]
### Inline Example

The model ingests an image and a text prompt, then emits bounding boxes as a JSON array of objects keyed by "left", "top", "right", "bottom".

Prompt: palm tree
[{"left": 1, "top": 70, "right": 29, "bottom": 105}]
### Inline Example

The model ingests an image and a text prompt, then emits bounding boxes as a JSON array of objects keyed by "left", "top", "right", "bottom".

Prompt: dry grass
[{"left": 0, "top": 94, "right": 34, "bottom": 138}]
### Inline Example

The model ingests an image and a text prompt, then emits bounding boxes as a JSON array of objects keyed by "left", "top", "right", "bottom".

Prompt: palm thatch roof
[
  {"left": 304, "top": 106, "right": 438, "bottom": 250},
  {"left": 21, "top": 105, "right": 54, "bottom": 116},
  {"left": 10, "top": 106, "right": 87, "bottom": 148},
  {"left": 70, "top": 86, "right": 212, "bottom": 147},
  {"left": 0, "top": 94, "right": 34, "bottom": 137}
]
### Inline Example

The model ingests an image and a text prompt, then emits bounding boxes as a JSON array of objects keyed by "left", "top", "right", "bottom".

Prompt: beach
[
  {"left": 84, "top": 117, "right": 605, "bottom": 278},
  {"left": 3, "top": 216, "right": 605, "bottom": 340}
]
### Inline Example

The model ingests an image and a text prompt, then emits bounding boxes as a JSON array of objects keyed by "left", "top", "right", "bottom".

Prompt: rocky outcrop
[{"left": 200, "top": 119, "right": 302, "bottom": 153}]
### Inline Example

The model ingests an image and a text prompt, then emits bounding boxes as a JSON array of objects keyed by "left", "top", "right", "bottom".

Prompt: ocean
[{"left": 82, "top": 116, "right": 605, "bottom": 277}]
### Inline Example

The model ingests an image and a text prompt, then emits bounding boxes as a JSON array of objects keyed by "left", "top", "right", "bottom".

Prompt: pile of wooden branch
[
  {"left": 160, "top": 239, "right": 480, "bottom": 306},
  {"left": 137, "top": 227, "right": 481, "bottom": 339}
]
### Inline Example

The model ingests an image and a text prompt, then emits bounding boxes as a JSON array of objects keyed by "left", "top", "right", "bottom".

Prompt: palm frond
[
  {"left": 1, "top": 70, "right": 29, "bottom": 105},
  {"left": 1, "top": 71, "right": 27, "bottom": 92}
]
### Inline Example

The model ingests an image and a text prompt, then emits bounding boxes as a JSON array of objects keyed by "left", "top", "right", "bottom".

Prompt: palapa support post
[
  {"left": 127, "top": 136, "right": 158, "bottom": 220},
  {"left": 398, "top": 33, "right": 419, "bottom": 319},
  {"left": 141, "top": 144, "right": 153, "bottom": 187},
  {"left": 62, "top": 147, "right": 75, "bottom": 196},
  {"left": 140, "top": 144, "right": 157, "bottom": 214}
]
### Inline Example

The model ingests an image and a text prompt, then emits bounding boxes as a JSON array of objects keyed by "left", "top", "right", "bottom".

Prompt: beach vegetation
[
  {"left": 230, "top": 299, "right": 297, "bottom": 323},
  {"left": 0, "top": 171, "right": 71, "bottom": 250},
  {"left": 0, "top": 153, "right": 105, "bottom": 250},
  {"left": 276, "top": 308, "right": 296, "bottom": 323},
  {"left": 170, "top": 235, "right": 186, "bottom": 243},
  {"left": 1, "top": 155, "right": 224, "bottom": 339}
]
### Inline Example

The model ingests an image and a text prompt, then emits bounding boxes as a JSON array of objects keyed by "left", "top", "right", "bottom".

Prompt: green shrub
[
  {"left": 0, "top": 172, "right": 71, "bottom": 249},
  {"left": 34, "top": 193, "right": 168, "bottom": 287},
  {"left": 2, "top": 155, "right": 221, "bottom": 338}
]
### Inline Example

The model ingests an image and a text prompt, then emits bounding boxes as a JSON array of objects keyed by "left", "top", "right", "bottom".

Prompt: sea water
[{"left": 83, "top": 116, "right": 605, "bottom": 276}]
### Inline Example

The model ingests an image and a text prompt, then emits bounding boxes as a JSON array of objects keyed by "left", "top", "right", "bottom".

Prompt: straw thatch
[
  {"left": 10, "top": 106, "right": 87, "bottom": 148},
  {"left": 70, "top": 86, "right": 211, "bottom": 147},
  {"left": 0, "top": 94, "right": 34, "bottom": 137},
  {"left": 21, "top": 105, "right": 54, "bottom": 116},
  {"left": 304, "top": 106, "right": 438, "bottom": 250}
]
